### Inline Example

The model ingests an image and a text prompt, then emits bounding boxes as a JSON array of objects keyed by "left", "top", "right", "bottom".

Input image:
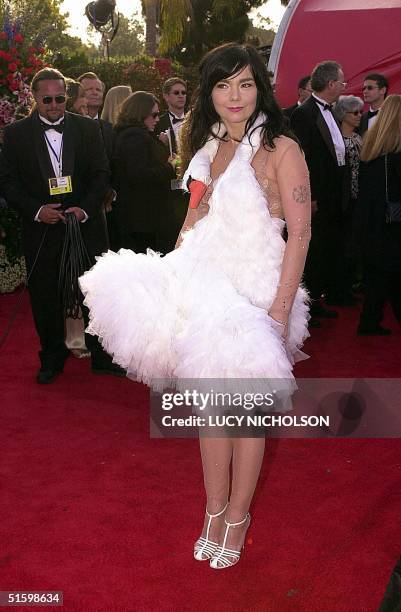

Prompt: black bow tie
[
  {"left": 314, "top": 98, "right": 334, "bottom": 112},
  {"left": 40, "top": 120, "right": 64, "bottom": 134},
  {"left": 368, "top": 110, "right": 379, "bottom": 119},
  {"left": 169, "top": 113, "right": 184, "bottom": 125}
]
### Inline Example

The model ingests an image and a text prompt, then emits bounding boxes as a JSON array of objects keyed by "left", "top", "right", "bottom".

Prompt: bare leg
[
  {"left": 223, "top": 437, "right": 265, "bottom": 550},
  {"left": 198, "top": 436, "right": 232, "bottom": 543}
]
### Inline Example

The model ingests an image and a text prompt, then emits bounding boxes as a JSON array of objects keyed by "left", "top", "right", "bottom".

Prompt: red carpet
[{"left": 1, "top": 292, "right": 401, "bottom": 611}]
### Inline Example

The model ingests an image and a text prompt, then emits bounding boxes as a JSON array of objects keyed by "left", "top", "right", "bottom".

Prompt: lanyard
[{"left": 44, "top": 132, "right": 63, "bottom": 177}]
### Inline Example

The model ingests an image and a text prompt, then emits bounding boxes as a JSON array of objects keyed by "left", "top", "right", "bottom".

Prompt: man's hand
[
  {"left": 103, "top": 189, "right": 116, "bottom": 213},
  {"left": 64, "top": 207, "right": 86, "bottom": 222},
  {"left": 159, "top": 131, "right": 169, "bottom": 147},
  {"left": 38, "top": 203, "right": 64, "bottom": 224}
]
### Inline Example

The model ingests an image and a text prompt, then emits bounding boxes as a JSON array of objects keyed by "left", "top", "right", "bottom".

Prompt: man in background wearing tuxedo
[
  {"left": 155, "top": 77, "right": 187, "bottom": 154},
  {"left": 283, "top": 75, "right": 312, "bottom": 119},
  {"left": 291, "top": 60, "right": 350, "bottom": 326},
  {"left": 77, "top": 72, "right": 114, "bottom": 159},
  {"left": 78, "top": 71, "right": 119, "bottom": 249},
  {"left": 359, "top": 73, "right": 388, "bottom": 136},
  {"left": 0, "top": 68, "right": 123, "bottom": 383},
  {"left": 155, "top": 77, "right": 189, "bottom": 250}
]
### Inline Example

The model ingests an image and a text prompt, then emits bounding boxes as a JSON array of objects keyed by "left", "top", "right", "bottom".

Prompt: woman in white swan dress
[{"left": 80, "top": 43, "right": 311, "bottom": 569}]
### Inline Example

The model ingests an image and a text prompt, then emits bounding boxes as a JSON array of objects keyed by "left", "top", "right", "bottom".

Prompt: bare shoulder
[
  {"left": 272, "top": 135, "right": 300, "bottom": 154},
  {"left": 266, "top": 136, "right": 302, "bottom": 168}
]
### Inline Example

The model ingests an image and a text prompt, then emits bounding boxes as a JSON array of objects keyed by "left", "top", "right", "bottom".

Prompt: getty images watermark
[
  {"left": 149, "top": 378, "right": 401, "bottom": 438},
  {"left": 160, "top": 389, "right": 328, "bottom": 429}
]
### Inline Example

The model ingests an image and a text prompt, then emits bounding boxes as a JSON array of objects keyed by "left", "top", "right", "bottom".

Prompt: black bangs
[
  {"left": 185, "top": 42, "right": 297, "bottom": 162},
  {"left": 200, "top": 46, "right": 251, "bottom": 91}
]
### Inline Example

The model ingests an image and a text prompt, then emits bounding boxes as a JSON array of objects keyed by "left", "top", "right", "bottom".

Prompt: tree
[
  {"left": 141, "top": 0, "right": 263, "bottom": 59},
  {"left": 171, "top": 0, "right": 265, "bottom": 65},
  {"left": 108, "top": 14, "right": 144, "bottom": 58},
  {"left": 3, "top": 0, "right": 93, "bottom": 60},
  {"left": 143, "top": 0, "right": 158, "bottom": 56}
]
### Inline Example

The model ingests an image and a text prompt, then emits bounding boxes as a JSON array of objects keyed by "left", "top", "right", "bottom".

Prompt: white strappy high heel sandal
[
  {"left": 209, "top": 513, "right": 251, "bottom": 569},
  {"left": 194, "top": 503, "right": 228, "bottom": 561}
]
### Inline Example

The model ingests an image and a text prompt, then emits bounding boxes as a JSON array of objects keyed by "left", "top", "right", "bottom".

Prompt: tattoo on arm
[{"left": 292, "top": 184, "right": 310, "bottom": 204}]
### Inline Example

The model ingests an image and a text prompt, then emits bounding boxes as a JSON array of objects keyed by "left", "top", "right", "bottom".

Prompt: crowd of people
[
  {"left": 0, "top": 41, "right": 400, "bottom": 571},
  {"left": 284, "top": 66, "right": 401, "bottom": 334},
  {"left": 0, "top": 54, "right": 399, "bottom": 382}
]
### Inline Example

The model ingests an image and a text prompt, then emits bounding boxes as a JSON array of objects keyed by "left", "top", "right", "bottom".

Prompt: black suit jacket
[
  {"left": 283, "top": 103, "right": 299, "bottom": 119},
  {"left": 154, "top": 112, "right": 178, "bottom": 154},
  {"left": 97, "top": 118, "right": 115, "bottom": 161},
  {"left": 112, "top": 125, "right": 176, "bottom": 233},
  {"left": 357, "top": 152, "right": 401, "bottom": 262},
  {"left": 357, "top": 112, "right": 369, "bottom": 137},
  {"left": 291, "top": 96, "right": 346, "bottom": 215},
  {"left": 0, "top": 110, "right": 109, "bottom": 263}
]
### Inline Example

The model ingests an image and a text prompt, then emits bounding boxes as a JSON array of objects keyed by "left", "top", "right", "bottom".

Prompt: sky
[{"left": 60, "top": 0, "right": 286, "bottom": 44}]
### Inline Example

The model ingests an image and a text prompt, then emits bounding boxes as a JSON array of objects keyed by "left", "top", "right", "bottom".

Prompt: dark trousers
[
  {"left": 304, "top": 207, "right": 353, "bottom": 305},
  {"left": 360, "top": 224, "right": 401, "bottom": 327},
  {"left": 26, "top": 234, "right": 111, "bottom": 370}
]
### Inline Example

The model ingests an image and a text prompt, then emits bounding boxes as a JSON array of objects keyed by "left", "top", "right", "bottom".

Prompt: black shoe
[
  {"left": 308, "top": 317, "right": 322, "bottom": 328},
  {"left": 310, "top": 304, "right": 339, "bottom": 319},
  {"left": 357, "top": 325, "right": 392, "bottom": 336},
  {"left": 91, "top": 362, "right": 126, "bottom": 377},
  {"left": 36, "top": 368, "right": 62, "bottom": 384}
]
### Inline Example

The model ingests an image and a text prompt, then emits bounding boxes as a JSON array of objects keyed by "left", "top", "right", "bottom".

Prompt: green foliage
[
  {"left": 3, "top": 0, "right": 93, "bottom": 60},
  {"left": 59, "top": 56, "right": 199, "bottom": 112},
  {"left": 168, "top": 0, "right": 265, "bottom": 64},
  {"left": 108, "top": 13, "right": 145, "bottom": 58}
]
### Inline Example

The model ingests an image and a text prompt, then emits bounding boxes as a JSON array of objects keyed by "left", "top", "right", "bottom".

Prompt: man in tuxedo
[
  {"left": 0, "top": 68, "right": 123, "bottom": 383},
  {"left": 155, "top": 77, "right": 187, "bottom": 154},
  {"left": 78, "top": 71, "right": 119, "bottom": 248},
  {"left": 155, "top": 77, "right": 189, "bottom": 249},
  {"left": 283, "top": 75, "right": 312, "bottom": 119},
  {"left": 77, "top": 72, "right": 114, "bottom": 159},
  {"left": 291, "top": 60, "right": 349, "bottom": 324},
  {"left": 358, "top": 73, "right": 389, "bottom": 136}
]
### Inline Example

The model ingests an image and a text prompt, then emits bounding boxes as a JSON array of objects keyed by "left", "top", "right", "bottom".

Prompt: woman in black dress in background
[
  {"left": 113, "top": 91, "right": 176, "bottom": 254},
  {"left": 357, "top": 94, "right": 401, "bottom": 334}
]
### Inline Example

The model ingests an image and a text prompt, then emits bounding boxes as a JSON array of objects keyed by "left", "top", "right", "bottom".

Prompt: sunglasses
[
  {"left": 362, "top": 85, "right": 378, "bottom": 91},
  {"left": 171, "top": 90, "right": 186, "bottom": 95},
  {"left": 41, "top": 95, "right": 66, "bottom": 104},
  {"left": 150, "top": 111, "right": 160, "bottom": 119},
  {"left": 347, "top": 110, "right": 363, "bottom": 116}
]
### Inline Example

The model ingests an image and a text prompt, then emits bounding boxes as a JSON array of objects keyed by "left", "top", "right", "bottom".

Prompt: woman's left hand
[{"left": 267, "top": 311, "right": 288, "bottom": 340}]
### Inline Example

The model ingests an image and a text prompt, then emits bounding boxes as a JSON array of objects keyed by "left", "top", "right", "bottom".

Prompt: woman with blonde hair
[
  {"left": 101, "top": 85, "right": 132, "bottom": 125},
  {"left": 357, "top": 94, "right": 401, "bottom": 335}
]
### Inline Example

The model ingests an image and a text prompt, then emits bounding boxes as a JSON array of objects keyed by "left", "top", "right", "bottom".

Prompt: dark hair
[
  {"left": 77, "top": 71, "right": 105, "bottom": 91},
  {"left": 364, "top": 73, "right": 389, "bottom": 95},
  {"left": 162, "top": 77, "right": 186, "bottom": 95},
  {"left": 185, "top": 43, "right": 294, "bottom": 157},
  {"left": 31, "top": 68, "right": 66, "bottom": 92},
  {"left": 65, "top": 79, "right": 84, "bottom": 111},
  {"left": 311, "top": 61, "right": 342, "bottom": 92},
  {"left": 114, "top": 91, "right": 159, "bottom": 131},
  {"left": 298, "top": 75, "right": 311, "bottom": 90}
]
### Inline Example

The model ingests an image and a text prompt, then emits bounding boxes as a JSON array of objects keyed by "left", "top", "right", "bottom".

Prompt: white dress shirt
[
  {"left": 168, "top": 111, "right": 185, "bottom": 139},
  {"left": 368, "top": 107, "right": 380, "bottom": 130},
  {"left": 312, "top": 94, "right": 345, "bottom": 166},
  {"left": 35, "top": 114, "right": 88, "bottom": 222}
]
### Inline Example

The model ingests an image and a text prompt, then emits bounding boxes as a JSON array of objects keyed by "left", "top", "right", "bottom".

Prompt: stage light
[{"left": 85, "top": 0, "right": 116, "bottom": 29}]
